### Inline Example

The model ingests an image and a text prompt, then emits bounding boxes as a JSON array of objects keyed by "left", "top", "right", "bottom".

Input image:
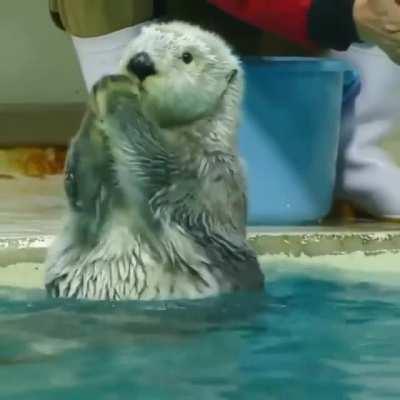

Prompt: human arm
[{"left": 209, "top": 0, "right": 400, "bottom": 63}]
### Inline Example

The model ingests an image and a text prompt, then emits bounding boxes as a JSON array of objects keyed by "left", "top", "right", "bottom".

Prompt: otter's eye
[{"left": 182, "top": 52, "right": 193, "bottom": 64}]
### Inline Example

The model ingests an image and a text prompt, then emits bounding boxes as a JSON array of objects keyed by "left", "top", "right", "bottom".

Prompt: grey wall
[{"left": 0, "top": 0, "right": 86, "bottom": 104}]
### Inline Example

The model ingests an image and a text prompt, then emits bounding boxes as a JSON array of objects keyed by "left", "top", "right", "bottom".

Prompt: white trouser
[
  {"left": 333, "top": 45, "right": 400, "bottom": 218},
  {"left": 71, "top": 24, "right": 146, "bottom": 92}
]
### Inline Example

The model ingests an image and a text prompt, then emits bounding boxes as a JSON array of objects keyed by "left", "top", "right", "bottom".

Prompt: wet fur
[{"left": 45, "top": 22, "right": 264, "bottom": 300}]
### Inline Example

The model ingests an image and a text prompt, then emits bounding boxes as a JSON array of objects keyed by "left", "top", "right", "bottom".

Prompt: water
[{"left": 1, "top": 263, "right": 400, "bottom": 400}]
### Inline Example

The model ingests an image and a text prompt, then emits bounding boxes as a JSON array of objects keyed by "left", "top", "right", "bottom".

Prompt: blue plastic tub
[{"left": 238, "top": 57, "right": 353, "bottom": 225}]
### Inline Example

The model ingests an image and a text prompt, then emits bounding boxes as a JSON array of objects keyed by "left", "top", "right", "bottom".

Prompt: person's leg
[
  {"left": 334, "top": 44, "right": 400, "bottom": 218},
  {"left": 71, "top": 25, "right": 146, "bottom": 91},
  {"left": 49, "top": 0, "right": 153, "bottom": 91}
]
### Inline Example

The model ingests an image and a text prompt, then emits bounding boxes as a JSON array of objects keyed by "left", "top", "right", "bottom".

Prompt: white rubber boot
[
  {"left": 71, "top": 24, "right": 147, "bottom": 92},
  {"left": 333, "top": 44, "right": 400, "bottom": 219}
]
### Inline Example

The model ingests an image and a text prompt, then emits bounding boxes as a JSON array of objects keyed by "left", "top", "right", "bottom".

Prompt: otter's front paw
[{"left": 90, "top": 75, "right": 136, "bottom": 119}]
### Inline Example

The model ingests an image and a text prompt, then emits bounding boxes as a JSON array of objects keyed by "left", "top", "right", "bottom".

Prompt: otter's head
[{"left": 119, "top": 21, "right": 243, "bottom": 128}]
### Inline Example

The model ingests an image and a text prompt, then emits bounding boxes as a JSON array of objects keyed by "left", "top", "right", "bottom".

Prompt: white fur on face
[{"left": 119, "top": 22, "right": 240, "bottom": 127}]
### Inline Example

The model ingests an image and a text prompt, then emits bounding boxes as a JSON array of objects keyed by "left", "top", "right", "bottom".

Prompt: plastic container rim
[{"left": 241, "top": 56, "right": 349, "bottom": 72}]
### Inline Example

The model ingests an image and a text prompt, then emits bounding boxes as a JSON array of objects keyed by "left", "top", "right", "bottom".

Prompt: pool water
[{"left": 1, "top": 263, "right": 400, "bottom": 400}]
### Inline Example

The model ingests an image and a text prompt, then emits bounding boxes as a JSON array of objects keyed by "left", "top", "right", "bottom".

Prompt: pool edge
[{"left": 1, "top": 227, "right": 400, "bottom": 290}]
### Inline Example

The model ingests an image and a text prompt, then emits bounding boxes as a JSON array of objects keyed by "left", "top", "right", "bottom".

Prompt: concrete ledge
[
  {"left": 248, "top": 226, "right": 400, "bottom": 257},
  {"left": 1, "top": 225, "right": 400, "bottom": 290},
  {"left": 1, "top": 226, "right": 400, "bottom": 266}
]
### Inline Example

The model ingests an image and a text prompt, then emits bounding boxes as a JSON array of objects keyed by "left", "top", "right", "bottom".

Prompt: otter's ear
[{"left": 227, "top": 69, "right": 238, "bottom": 85}]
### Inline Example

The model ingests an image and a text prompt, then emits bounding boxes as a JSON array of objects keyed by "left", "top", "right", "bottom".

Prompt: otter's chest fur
[{"left": 47, "top": 220, "right": 258, "bottom": 301}]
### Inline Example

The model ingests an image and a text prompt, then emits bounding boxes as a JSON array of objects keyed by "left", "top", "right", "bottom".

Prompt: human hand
[{"left": 354, "top": 0, "right": 400, "bottom": 63}]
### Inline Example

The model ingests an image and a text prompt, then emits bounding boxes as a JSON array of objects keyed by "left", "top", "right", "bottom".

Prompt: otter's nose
[{"left": 127, "top": 52, "right": 156, "bottom": 81}]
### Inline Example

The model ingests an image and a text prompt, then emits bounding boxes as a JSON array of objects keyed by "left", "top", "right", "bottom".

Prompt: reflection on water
[{"left": 1, "top": 263, "right": 400, "bottom": 400}]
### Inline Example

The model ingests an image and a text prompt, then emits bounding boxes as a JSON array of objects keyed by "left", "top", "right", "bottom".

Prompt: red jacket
[{"left": 209, "top": 0, "right": 359, "bottom": 51}]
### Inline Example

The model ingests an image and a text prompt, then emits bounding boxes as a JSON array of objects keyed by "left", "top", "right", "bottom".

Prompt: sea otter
[{"left": 45, "top": 21, "right": 264, "bottom": 300}]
